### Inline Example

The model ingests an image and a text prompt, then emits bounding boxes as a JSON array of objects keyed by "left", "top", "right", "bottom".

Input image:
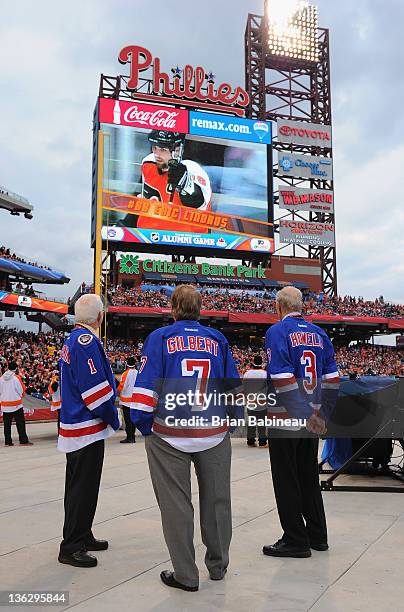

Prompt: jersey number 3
[{"left": 300, "top": 350, "right": 317, "bottom": 393}]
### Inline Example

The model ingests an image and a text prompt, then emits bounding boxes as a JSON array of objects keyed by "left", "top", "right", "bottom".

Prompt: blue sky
[{"left": 0, "top": 0, "right": 403, "bottom": 303}]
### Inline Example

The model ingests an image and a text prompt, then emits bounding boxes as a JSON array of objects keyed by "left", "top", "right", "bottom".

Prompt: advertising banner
[
  {"left": 0, "top": 292, "right": 68, "bottom": 314},
  {"left": 278, "top": 152, "right": 333, "bottom": 180},
  {"left": 279, "top": 220, "right": 335, "bottom": 247},
  {"left": 189, "top": 111, "right": 272, "bottom": 144},
  {"left": 277, "top": 119, "right": 332, "bottom": 147},
  {"left": 99, "top": 98, "right": 189, "bottom": 133},
  {"left": 102, "top": 226, "right": 274, "bottom": 253},
  {"left": 278, "top": 186, "right": 334, "bottom": 213}
]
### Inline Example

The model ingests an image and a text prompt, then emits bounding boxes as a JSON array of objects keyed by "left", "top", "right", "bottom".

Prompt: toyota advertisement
[
  {"left": 277, "top": 119, "right": 332, "bottom": 147},
  {"left": 96, "top": 98, "right": 274, "bottom": 255}
]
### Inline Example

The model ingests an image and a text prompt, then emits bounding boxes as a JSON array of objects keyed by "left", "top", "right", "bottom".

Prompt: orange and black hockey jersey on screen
[{"left": 137, "top": 153, "right": 212, "bottom": 232}]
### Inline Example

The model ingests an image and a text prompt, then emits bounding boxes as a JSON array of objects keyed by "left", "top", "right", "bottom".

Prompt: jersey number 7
[{"left": 181, "top": 358, "right": 211, "bottom": 412}]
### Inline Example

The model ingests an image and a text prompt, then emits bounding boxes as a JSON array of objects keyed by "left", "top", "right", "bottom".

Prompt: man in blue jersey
[
  {"left": 131, "top": 285, "right": 242, "bottom": 592},
  {"left": 263, "top": 286, "right": 340, "bottom": 559},
  {"left": 58, "top": 294, "right": 120, "bottom": 568}
]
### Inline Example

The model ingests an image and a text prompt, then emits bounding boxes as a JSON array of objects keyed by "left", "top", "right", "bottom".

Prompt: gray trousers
[{"left": 145, "top": 433, "right": 232, "bottom": 587}]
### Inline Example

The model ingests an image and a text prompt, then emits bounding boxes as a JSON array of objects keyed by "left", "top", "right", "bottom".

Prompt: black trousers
[
  {"left": 269, "top": 435, "right": 327, "bottom": 549},
  {"left": 246, "top": 408, "right": 267, "bottom": 444},
  {"left": 3, "top": 408, "right": 29, "bottom": 445},
  {"left": 60, "top": 440, "right": 105, "bottom": 555},
  {"left": 122, "top": 405, "right": 136, "bottom": 440}
]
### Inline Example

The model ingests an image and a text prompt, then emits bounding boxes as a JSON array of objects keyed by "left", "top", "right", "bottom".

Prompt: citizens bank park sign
[{"left": 278, "top": 187, "right": 334, "bottom": 213}]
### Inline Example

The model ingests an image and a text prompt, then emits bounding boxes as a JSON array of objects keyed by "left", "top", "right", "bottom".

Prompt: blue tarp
[
  {"left": 321, "top": 376, "right": 401, "bottom": 469},
  {"left": 0, "top": 257, "right": 68, "bottom": 283}
]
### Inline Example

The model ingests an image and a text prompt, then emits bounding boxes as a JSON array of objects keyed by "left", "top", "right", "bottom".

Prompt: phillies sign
[
  {"left": 118, "top": 45, "right": 249, "bottom": 116},
  {"left": 277, "top": 119, "right": 332, "bottom": 147},
  {"left": 99, "top": 98, "right": 189, "bottom": 132}
]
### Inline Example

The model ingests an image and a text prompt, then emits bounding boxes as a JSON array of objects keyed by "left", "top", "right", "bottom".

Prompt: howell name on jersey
[{"left": 58, "top": 327, "right": 120, "bottom": 452}]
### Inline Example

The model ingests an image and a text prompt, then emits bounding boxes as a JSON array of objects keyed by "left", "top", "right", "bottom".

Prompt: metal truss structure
[{"left": 245, "top": 8, "right": 337, "bottom": 296}]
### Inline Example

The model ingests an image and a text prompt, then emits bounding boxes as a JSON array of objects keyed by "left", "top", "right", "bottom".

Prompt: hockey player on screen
[{"left": 136, "top": 130, "right": 212, "bottom": 231}]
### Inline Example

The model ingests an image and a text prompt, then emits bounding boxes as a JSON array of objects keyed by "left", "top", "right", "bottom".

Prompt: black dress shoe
[
  {"left": 20, "top": 441, "right": 33, "bottom": 446},
  {"left": 58, "top": 550, "right": 97, "bottom": 567},
  {"left": 5, "top": 442, "right": 14, "bottom": 446},
  {"left": 120, "top": 438, "right": 134, "bottom": 443},
  {"left": 263, "top": 539, "right": 311, "bottom": 558},
  {"left": 85, "top": 538, "right": 108, "bottom": 551},
  {"left": 160, "top": 570, "right": 198, "bottom": 592},
  {"left": 310, "top": 542, "right": 329, "bottom": 551},
  {"left": 209, "top": 568, "right": 227, "bottom": 581}
]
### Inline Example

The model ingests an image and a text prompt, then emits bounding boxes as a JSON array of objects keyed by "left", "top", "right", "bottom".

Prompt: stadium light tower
[
  {"left": 245, "top": 0, "right": 337, "bottom": 296},
  {"left": 267, "top": 1, "right": 319, "bottom": 63}
]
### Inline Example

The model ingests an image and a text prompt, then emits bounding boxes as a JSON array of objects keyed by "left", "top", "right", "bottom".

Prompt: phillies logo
[
  {"left": 118, "top": 45, "right": 249, "bottom": 111},
  {"left": 123, "top": 105, "right": 180, "bottom": 129}
]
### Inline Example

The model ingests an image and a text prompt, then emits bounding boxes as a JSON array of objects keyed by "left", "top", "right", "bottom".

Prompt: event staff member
[
  {"left": 117, "top": 357, "right": 138, "bottom": 443},
  {"left": 263, "top": 286, "right": 340, "bottom": 558},
  {"left": 0, "top": 361, "right": 32, "bottom": 446},
  {"left": 131, "top": 285, "right": 241, "bottom": 592},
  {"left": 58, "top": 294, "right": 120, "bottom": 568},
  {"left": 47, "top": 371, "right": 61, "bottom": 432},
  {"left": 244, "top": 355, "right": 268, "bottom": 448}
]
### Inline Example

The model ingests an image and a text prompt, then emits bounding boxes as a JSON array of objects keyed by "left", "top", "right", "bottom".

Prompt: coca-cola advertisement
[{"left": 99, "top": 98, "right": 189, "bottom": 133}]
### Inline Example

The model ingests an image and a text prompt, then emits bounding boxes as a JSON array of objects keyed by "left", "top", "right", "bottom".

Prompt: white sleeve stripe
[
  {"left": 270, "top": 372, "right": 296, "bottom": 379},
  {"left": 322, "top": 371, "right": 339, "bottom": 380},
  {"left": 276, "top": 383, "right": 299, "bottom": 393},
  {"left": 82, "top": 380, "right": 110, "bottom": 399},
  {"left": 133, "top": 387, "right": 158, "bottom": 399},
  {"left": 132, "top": 403, "right": 154, "bottom": 413},
  {"left": 87, "top": 390, "right": 114, "bottom": 411}
]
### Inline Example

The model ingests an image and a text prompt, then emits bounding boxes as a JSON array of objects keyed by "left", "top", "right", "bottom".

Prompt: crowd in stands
[
  {"left": 109, "top": 283, "right": 404, "bottom": 318},
  {"left": 335, "top": 345, "right": 403, "bottom": 377},
  {"left": 0, "top": 329, "right": 63, "bottom": 397},
  {"left": 0, "top": 245, "right": 51, "bottom": 270}
]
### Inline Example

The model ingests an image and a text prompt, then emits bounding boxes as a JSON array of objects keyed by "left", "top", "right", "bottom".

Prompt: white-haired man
[
  {"left": 58, "top": 294, "right": 120, "bottom": 568},
  {"left": 263, "top": 286, "right": 340, "bottom": 558}
]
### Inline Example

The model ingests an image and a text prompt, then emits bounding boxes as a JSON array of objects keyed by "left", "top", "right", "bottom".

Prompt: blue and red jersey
[
  {"left": 58, "top": 326, "right": 119, "bottom": 452},
  {"left": 265, "top": 314, "right": 340, "bottom": 423},
  {"left": 131, "top": 319, "right": 241, "bottom": 452}
]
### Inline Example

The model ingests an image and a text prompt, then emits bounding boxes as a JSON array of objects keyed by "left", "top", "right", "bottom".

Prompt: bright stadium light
[{"left": 266, "top": 0, "right": 319, "bottom": 63}]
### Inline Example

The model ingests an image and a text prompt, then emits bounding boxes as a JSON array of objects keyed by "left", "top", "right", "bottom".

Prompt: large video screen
[{"left": 97, "top": 103, "right": 273, "bottom": 255}]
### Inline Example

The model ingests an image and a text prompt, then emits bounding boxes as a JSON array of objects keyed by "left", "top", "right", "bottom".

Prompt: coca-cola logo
[
  {"left": 279, "top": 124, "right": 330, "bottom": 140},
  {"left": 123, "top": 105, "right": 180, "bottom": 129}
]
